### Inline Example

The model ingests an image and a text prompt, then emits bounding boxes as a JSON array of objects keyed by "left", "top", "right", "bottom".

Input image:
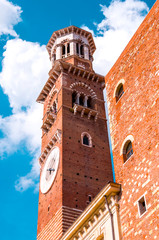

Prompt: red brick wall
[
  {"left": 37, "top": 67, "right": 113, "bottom": 238},
  {"left": 105, "top": 1, "right": 159, "bottom": 239}
]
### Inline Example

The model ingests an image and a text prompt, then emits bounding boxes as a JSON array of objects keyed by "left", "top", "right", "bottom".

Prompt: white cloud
[
  {"left": 0, "top": 38, "right": 51, "bottom": 191},
  {"left": 0, "top": 39, "right": 50, "bottom": 112},
  {"left": 0, "top": 0, "right": 22, "bottom": 37},
  {"left": 0, "top": 104, "right": 42, "bottom": 155},
  {"left": 15, "top": 152, "right": 40, "bottom": 192},
  {"left": 92, "top": 0, "right": 149, "bottom": 75},
  {"left": 0, "top": 0, "right": 149, "bottom": 192}
]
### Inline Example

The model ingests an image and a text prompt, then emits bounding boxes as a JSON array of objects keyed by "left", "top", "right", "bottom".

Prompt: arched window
[
  {"left": 81, "top": 132, "right": 92, "bottom": 147},
  {"left": 79, "top": 94, "right": 84, "bottom": 106},
  {"left": 116, "top": 83, "right": 124, "bottom": 102},
  {"left": 67, "top": 43, "right": 70, "bottom": 55},
  {"left": 76, "top": 43, "right": 79, "bottom": 55},
  {"left": 123, "top": 140, "right": 133, "bottom": 162},
  {"left": 72, "top": 91, "right": 77, "bottom": 106},
  {"left": 80, "top": 45, "right": 84, "bottom": 57},
  {"left": 62, "top": 45, "right": 65, "bottom": 57},
  {"left": 126, "top": 141, "right": 133, "bottom": 159},
  {"left": 83, "top": 135, "right": 89, "bottom": 145},
  {"left": 87, "top": 96, "right": 92, "bottom": 108}
]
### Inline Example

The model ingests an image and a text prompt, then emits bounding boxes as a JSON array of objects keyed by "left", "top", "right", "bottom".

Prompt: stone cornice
[{"left": 36, "top": 60, "right": 105, "bottom": 103}]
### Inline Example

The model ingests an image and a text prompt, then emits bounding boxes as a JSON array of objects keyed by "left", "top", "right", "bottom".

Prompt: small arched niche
[{"left": 81, "top": 132, "right": 92, "bottom": 147}]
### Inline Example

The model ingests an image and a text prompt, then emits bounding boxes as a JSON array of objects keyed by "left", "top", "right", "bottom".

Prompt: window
[
  {"left": 123, "top": 140, "right": 133, "bottom": 163},
  {"left": 125, "top": 141, "right": 133, "bottom": 160},
  {"left": 76, "top": 43, "right": 79, "bottom": 55},
  {"left": 138, "top": 195, "right": 147, "bottom": 217},
  {"left": 80, "top": 45, "right": 84, "bottom": 57},
  {"left": 87, "top": 96, "right": 92, "bottom": 108},
  {"left": 83, "top": 135, "right": 89, "bottom": 146},
  {"left": 62, "top": 45, "right": 65, "bottom": 57},
  {"left": 67, "top": 43, "right": 70, "bottom": 55},
  {"left": 72, "top": 91, "right": 77, "bottom": 106},
  {"left": 81, "top": 132, "right": 92, "bottom": 147},
  {"left": 76, "top": 43, "right": 85, "bottom": 57},
  {"left": 79, "top": 94, "right": 84, "bottom": 106},
  {"left": 116, "top": 83, "right": 124, "bottom": 102}
]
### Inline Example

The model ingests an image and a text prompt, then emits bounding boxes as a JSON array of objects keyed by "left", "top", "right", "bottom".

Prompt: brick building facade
[
  {"left": 37, "top": 0, "right": 159, "bottom": 239},
  {"left": 105, "top": 0, "right": 159, "bottom": 239}
]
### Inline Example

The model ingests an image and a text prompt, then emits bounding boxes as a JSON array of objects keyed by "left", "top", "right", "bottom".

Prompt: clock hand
[{"left": 47, "top": 168, "right": 55, "bottom": 175}]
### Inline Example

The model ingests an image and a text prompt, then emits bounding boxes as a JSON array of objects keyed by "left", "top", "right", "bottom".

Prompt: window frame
[
  {"left": 116, "top": 83, "right": 124, "bottom": 102},
  {"left": 137, "top": 194, "right": 147, "bottom": 217},
  {"left": 113, "top": 79, "right": 125, "bottom": 103},
  {"left": 120, "top": 135, "right": 134, "bottom": 164},
  {"left": 81, "top": 132, "right": 92, "bottom": 148}
]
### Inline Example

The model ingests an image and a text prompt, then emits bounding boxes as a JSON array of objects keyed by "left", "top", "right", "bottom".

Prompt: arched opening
[
  {"left": 123, "top": 140, "right": 133, "bottom": 162},
  {"left": 76, "top": 43, "right": 79, "bottom": 55},
  {"left": 81, "top": 132, "right": 92, "bottom": 147},
  {"left": 72, "top": 91, "right": 77, "bottom": 107},
  {"left": 80, "top": 45, "right": 84, "bottom": 57},
  {"left": 116, "top": 83, "right": 124, "bottom": 102},
  {"left": 83, "top": 135, "right": 89, "bottom": 146},
  {"left": 87, "top": 96, "right": 92, "bottom": 108},
  {"left": 62, "top": 45, "right": 65, "bottom": 57},
  {"left": 67, "top": 43, "right": 70, "bottom": 55},
  {"left": 79, "top": 94, "right": 84, "bottom": 106}
]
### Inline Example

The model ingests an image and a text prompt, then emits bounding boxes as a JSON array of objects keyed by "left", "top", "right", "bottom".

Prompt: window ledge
[{"left": 73, "top": 104, "right": 98, "bottom": 121}]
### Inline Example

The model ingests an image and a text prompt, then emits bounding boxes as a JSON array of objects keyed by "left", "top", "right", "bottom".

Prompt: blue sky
[{"left": 0, "top": 0, "right": 156, "bottom": 239}]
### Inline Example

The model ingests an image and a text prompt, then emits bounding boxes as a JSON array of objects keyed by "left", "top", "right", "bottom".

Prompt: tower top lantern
[{"left": 46, "top": 26, "right": 96, "bottom": 68}]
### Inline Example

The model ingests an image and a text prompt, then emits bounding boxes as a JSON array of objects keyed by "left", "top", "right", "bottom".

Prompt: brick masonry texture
[
  {"left": 37, "top": 56, "right": 113, "bottom": 237},
  {"left": 105, "top": 0, "right": 159, "bottom": 239}
]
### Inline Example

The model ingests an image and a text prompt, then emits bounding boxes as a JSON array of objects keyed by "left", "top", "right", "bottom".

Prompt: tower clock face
[{"left": 40, "top": 147, "right": 60, "bottom": 194}]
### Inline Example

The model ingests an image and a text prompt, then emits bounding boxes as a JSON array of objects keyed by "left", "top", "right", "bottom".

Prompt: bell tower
[{"left": 37, "top": 26, "right": 113, "bottom": 240}]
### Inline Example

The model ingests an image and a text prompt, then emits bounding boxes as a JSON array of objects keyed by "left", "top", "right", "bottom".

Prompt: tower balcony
[
  {"left": 72, "top": 104, "right": 98, "bottom": 121},
  {"left": 42, "top": 110, "right": 57, "bottom": 133}
]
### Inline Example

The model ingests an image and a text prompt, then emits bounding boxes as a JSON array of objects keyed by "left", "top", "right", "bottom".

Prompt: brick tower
[
  {"left": 37, "top": 26, "right": 113, "bottom": 240},
  {"left": 105, "top": 1, "right": 159, "bottom": 239}
]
